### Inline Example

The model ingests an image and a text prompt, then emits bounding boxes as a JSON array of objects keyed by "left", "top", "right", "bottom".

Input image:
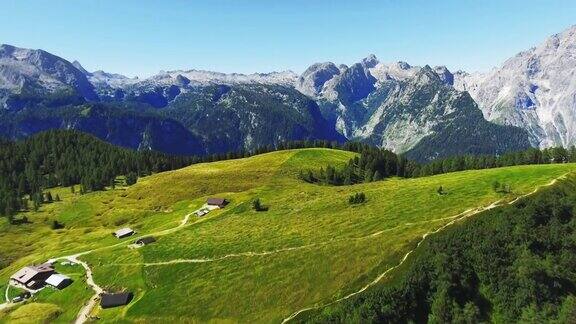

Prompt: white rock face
[
  {"left": 0, "top": 44, "right": 97, "bottom": 101},
  {"left": 301, "top": 55, "right": 446, "bottom": 152},
  {"left": 352, "top": 66, "right": 461, "bottom": 152},
  {"left": 0, "top": 46, "right": 72, "bottom": 93},
  {"left": 85, "top": 66, "right": 299, "bottom": 100},
  {"left": 368, "top": 60, "right": 420, "bottom": 83},
  {"left": 454, "top": 25, "right": 576, "bottom": 147},
  {"left": 295, "top": 62, "right": 341, "bottom": 97}
]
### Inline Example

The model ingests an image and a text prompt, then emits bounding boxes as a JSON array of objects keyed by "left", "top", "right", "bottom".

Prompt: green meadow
[{"left": 0, "top": 148, "right": 574, "bottom": 323}]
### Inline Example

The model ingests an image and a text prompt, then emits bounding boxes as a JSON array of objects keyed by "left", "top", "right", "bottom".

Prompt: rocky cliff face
[
  {"left": 161, "top": 84, "right": 346, "bottom": 154},
  {"left": 297, "top": 55, "right": 530, "bottom": 159},
  {"left": 0, "top": 44, "right": 97, "bottom": 105},
  {"left": 454, "top": 25, "right": 576, "bottom": 148}
]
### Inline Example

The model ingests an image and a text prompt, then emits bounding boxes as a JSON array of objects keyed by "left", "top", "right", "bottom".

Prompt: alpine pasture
[{"left": 0, "top": 148, "right": 573, "bottom": 323}]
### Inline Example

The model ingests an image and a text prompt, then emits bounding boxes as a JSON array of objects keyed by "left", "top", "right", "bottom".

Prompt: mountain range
[{"left": 1, "top": 25, "right": 575, "bottom": 160}]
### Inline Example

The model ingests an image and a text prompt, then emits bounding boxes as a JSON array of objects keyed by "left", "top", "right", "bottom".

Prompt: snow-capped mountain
[
  {"left": 0, "top": 45, "right": 342, "bottom": 155},
  {"left": 0, "top": 44, "right": 97, "bottom": 105},
  {"left": 86, "top": 65, "right": 298, "bottom": 99},
  {"left": 3, "top": 24, "right": 575, "bottom": 160},
  {"left": 454, "top": 25, "right": 576, "bottom": 148}
]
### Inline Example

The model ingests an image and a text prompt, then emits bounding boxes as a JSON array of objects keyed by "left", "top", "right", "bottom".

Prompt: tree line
[
  {"left": 0, "top": 130, "right": 199, "bottom": 220},
  {"left": 299, "top": 146, "right": 576, "bottom": 185}
]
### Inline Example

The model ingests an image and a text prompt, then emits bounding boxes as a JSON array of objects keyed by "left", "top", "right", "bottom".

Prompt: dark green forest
[
  {"left": 0, "top": 130, "right": 199, "bottom": 219},
  {"left": 304, "top": 175, "right": 576, "bottom": 323}
]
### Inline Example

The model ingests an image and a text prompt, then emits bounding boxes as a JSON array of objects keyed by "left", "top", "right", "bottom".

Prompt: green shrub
[
  {"left": 252, "top": 198, "right": 269, "bottom": 211},
  {"left": 348, "top": 192, "right": 366, "bottom": 205}
]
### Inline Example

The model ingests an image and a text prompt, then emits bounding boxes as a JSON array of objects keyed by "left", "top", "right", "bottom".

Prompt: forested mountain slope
[{"left": 0, "top": 39, "right": 545, "bottom": 161}]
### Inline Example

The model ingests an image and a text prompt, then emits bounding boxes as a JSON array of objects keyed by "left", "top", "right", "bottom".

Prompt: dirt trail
[
  {"left": 280, "top": 175, "right": 566, "bottom": 323},
  {"left": 108, "top": 177, "right": 565, "bottom": 270},
  {"left": 108, "top": 214, "right": 470, "bottom": 268},
  {"left": 12, "top": 208, "right": 199, "bottom": 324},
  {"left": 62, "top": 210, "right": 197, "bottom": 324},
  {"left": 65, "top": 254, "right": 104, "bottom": 324}
]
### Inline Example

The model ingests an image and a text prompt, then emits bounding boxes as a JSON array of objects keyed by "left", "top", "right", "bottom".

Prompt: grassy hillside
[
  {"left": 301, "top": 175, "right": 576, "bottom": 323},
  {"left": 0, "top": 148, "right": 574, "bottom": 323}
]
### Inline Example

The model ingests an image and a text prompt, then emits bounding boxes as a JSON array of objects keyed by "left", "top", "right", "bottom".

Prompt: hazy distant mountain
[{"left": 454, "top": 25, "right": 576, "bottom": 148}]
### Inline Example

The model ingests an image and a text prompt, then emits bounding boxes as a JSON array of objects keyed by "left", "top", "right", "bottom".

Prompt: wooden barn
[
  {"left": 10, "top": 263, "right": 55, "bottom": 289},
  {"left": 100, "top": 292, "right": 134, "bottom": 309},
  {"left": 207, "top": 198, "right": 229, "bottom": 208},
  {"left": 135, "top": 236, "right": 156, "bottom": 246}
]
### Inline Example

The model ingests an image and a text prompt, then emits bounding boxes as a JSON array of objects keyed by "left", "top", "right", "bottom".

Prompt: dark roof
[
  {"left": 10, "top": 263, "right": 55, "bottom": 285},
  {"left": 207, "top": 198, "right": 228, "bottom": 206},
  {"left": 100, "top": 292, "right": 133, "bottom": 309},
  {"left": 135, "top": 236, "right": 156, "bottom": 245}
]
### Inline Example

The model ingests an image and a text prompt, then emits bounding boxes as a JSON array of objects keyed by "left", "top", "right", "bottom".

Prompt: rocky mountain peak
[
  {"left": 296, "top": 62, "right": 341, "bottom": 97},
  {"left": 453, "top": 24, "right": 576, "bottom": 148},
  {"left": 0, "top": 44, "right": 97, "bottom": 101},
  {"left": 72, "top": 60, "right": 90, "bottom": 75},
  {"left": 396, "top": 61, "right": 411, "bottom": 70},
  {"left": 361, "top": 54, "right": 379, "bottom": 68},
  {"left": 175, "top": 74, "right": 191, "bottom": 86},
  {"left": 0, "top": 44, "right": 17, "bottom": 57},
  {"left": 412, "top": 65, "right": 442, "bottom": 86},
  {"left": 433, "top": 66, "right": 454, "bottom": 85}
]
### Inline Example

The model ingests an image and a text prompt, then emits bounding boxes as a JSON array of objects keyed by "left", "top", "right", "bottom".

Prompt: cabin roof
[
  {"left": 10, "top": 263, "right": 54, "bottom": 284},
  {"left": 207, "top": 198, "right": 227, "bottom": 205},
  {"left": 135, "top": 236, "right": 156, "bottom": 245},
  {"left": 45, "top": 273, "right": 71, "bottom": 287},
  {"left": 114, "top": 228, "right": 134, "bottom": 237},
  {"left": 100, "top": 292, "right": 133, "bottom": 308}
]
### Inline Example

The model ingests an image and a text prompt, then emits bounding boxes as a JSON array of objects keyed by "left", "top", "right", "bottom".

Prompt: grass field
[{"left": 0, "top": 148, "right": 574, "bottom": 323}]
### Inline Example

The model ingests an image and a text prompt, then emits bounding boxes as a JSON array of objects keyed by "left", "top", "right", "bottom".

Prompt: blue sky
[{"left": 1, "top": 0, "right": 575, "bottom": 77}]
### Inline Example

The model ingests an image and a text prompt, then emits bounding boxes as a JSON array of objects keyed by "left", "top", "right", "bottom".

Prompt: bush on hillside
[
  {"left": 51, "top": 220, "right": 64, "bottom": 230},
  {"left": 252, "top": 198, "right": 269, "bottom": 212},
  {"left": 125, "top": 172, "right": 138, "bottom": 186},
  {"left": 349, "top": 192, "right": 366, "bottom": 205}
]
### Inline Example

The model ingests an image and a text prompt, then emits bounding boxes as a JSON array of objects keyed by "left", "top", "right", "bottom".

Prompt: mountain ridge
[{"left": 1, "top": 25, "right": 574, "bottom": 159}]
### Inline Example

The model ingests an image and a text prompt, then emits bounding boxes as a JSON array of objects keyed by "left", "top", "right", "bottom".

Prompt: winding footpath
[
  {"left": 280, "top": 175, "right": 566, "bottom": 323},
  {"left": 1, "top": 207, "right": 200, "bottom": 323},
  {"left": 62, "top": 210, "right": 197, "bottom": 324},
  {"left": 67, "top": 254, "right": 103, "bottom": 324},
  {"left": 106, "top": 216, "right": 463, "bottom": 268},
  {"left": 0, "top": 286, "right": 10, "bottom": 311}
]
